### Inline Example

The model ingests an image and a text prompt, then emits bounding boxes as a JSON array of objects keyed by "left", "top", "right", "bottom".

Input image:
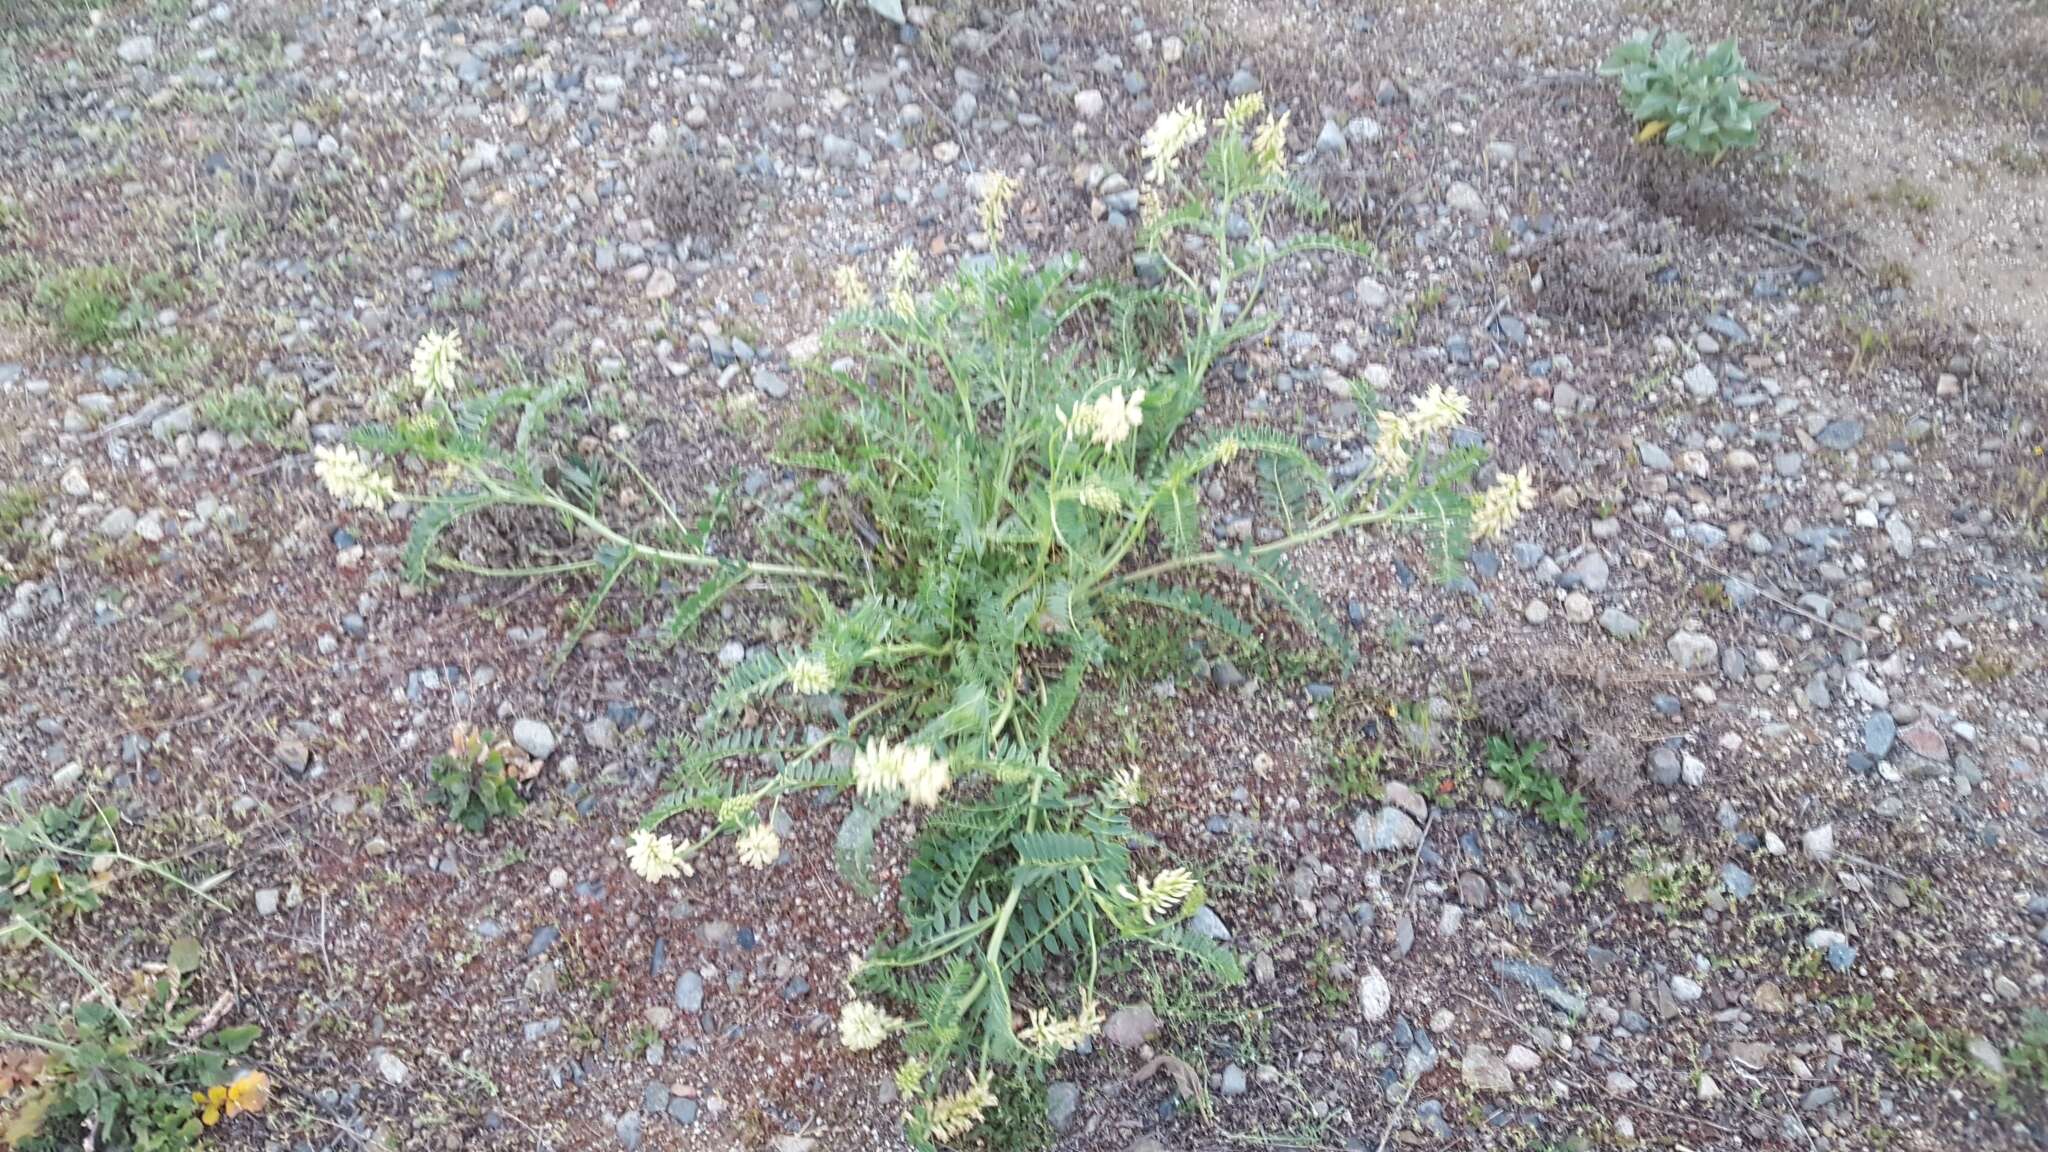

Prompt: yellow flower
[
  {"left": 1370, "top": 413, "right": 1412, "bottom": 479},
  {"left": 1405, "top": 384, "right": 1471, "bottom": 439},
  {"left": 895, "top": 743, "right": 951, "bottom": 808},
  {"left": 887, "top": 247, "right": 922, "bottom": 318},
  {"left": 1472, "top": 465, "right": 1538, "bottom": 540},
  {"left": 978, "top": 172, "right": 1018, "bottom": 246},
  {"left": 1117, "top": 867, "right": 1197, "bottom": 924},
  {"left": 1220, "top": 91, "right": 1265, "bottom": 130},
  {"left": 626, "top": 829, "right": 689, "bottom": 883},
  {"left": 193, "top": 1070, "right": 269, "bottom": 1126},
  {"left": 838, "top": 1000, "right": 903, "bottom": 1051},
  {"left": 312, "top": 445, "right": 398, "bottom": 512},
  {"left": 1141, "top": 102, "right": 1207, "bottom": 184},
  {"left": 926, "top": 1071, "right": 999, "bottom": 1141},
  {"left": 833, "top": 265, "right": 872, "bottom": 311},
  {"left": 410, "top": 330, "right": 462, "bottom": 403},
  {"left": 735, "top": 823, "right": 780, "bottom": 869},
  {"left": 1252, "top": 112, "right": 1290, "bottom": 179},
  {"left": 786, "top": 655, "right": 834, "bottom": 696}
]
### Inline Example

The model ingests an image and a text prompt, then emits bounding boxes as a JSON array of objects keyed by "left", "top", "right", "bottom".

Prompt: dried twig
[{"left": 1621, "top": 517, "right": 1861, "bottom": 640}]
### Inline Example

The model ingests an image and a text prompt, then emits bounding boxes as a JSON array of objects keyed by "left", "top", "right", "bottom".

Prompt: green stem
[
  {"left": 1108, "top": 505, "right": 1424, "bottom": 589},
  {"left": 0, "top": 1025, "right": 74, "bottom": 1054}
]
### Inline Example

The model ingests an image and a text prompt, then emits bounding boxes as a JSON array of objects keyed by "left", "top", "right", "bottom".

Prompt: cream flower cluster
[
  {"left": 1018, "top": 994, "right": 1104, "bottom": 1054},
  {"left": 838, "top": 1000, "right": 904, "bottom": 1051},
  {"left": 887, "top": 247, "right": 922, "bottom": 318},
  {"left": 626, "top": 829, "right": 690, "bottom": 883},
  {"left": 1140, "top": 102, "right": 1207, "bottom": 184},
  {"left": 1370, "top": 383, "right": 1474, "bottom": 480},
  {"left": 1064, "top": 385, "right": 1146, "bottom": 449},
  {"left": 833, "top": 265, "right": 872, "bottom": 311},
  {"left": 978, "top": 172, "right": 1018, "bottom": 246},
  {"left": 852, "top": 739, "right": 951, "bottom": 808},
  {"left": 1117, "top": 866, "right": 1197, "bottom": 924},
  {"left": 735, "top": 823, "right": 781, "bottom": 869},
  {"left": 1473, "top": 464, "right": 1538, "bottom": 540},
  {"left": 925, "top": 1072, "right": 998, "bottom": 1141},
  {"left": 313, "top": 445, "right": 398, "bottom": 512},
  {"left": 410, "top": 330, "right": 462, "bottom": 403}
]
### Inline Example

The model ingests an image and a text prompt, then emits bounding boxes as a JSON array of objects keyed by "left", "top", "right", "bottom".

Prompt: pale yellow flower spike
[
  {"left": 1222, "top": 91, "right": 1266, "bottom": 130},
  {"left": 786, "top": 655, "right": 833, "bottom": 696},
  {"left": 1253, "top": 112, "right": 1291, "bottom": 179},
  {"left": 1370, "top": 413, "right": 1412, "bottom": 480},
  {"left": 979, "top": 173, "right": 1018, "bottom": 247},
  {"left": 887, "top": 247, "right": 922, "bottom": 318},
  {"left": 1473, "top": 465, "right": 1538, "bottom": 540},
  {"left": 313, "top": 445, "right": 398, "bottom": 512},
  {"left": 1116, "top": 866, "right": 1197, "bottom": 924},
  {"left": 926, "top": 1072, "right": 999, "bottom": 1141},
  {"left": 833, "top": 265, "right": 872, "bottom": 311},
  {"left": 1140, "top": 102, "right": 1207, "bottom": 184},
  {"left": 410, "top": 330, "right": 462, "bottom": 403},
  {"left": 1405, "top": 384, "right": 1472, "bottom": 439}
]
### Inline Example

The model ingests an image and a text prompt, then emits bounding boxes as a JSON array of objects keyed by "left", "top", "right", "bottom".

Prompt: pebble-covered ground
[{"left": 2, "top": 1, "right": 2046, "bottom": 1151}]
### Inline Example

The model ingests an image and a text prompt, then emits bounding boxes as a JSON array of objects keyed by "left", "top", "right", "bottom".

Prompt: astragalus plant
[{"left": 316, "top": 94, "right": 1535, "bottom": 1147}]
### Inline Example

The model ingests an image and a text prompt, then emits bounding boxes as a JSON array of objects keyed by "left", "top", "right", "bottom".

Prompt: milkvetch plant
[{"left": 313, "top": 96, "right": 1536, "bottom": 1147}]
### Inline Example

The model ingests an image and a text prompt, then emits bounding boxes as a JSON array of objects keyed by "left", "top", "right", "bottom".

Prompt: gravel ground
[{"left": 2, "top": 1, "right": 2045, "bottom": 1151}]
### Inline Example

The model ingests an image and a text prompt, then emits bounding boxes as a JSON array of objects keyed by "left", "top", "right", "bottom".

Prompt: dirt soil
[{"left": 2, "top": 1, "right": 2046, "bottom": 1151}]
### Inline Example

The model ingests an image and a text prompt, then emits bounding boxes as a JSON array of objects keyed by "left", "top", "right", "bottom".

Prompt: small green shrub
[
  {"left": 0, "top": 797, "right": 116, "bottom": 934},
  {"left": 1484, "top": 736, "right": 1588, "bottom": 838},
  {"left": 426, "top": 726, "right": 532, "bottom": 833},
  {"left": 1599, "top": 32, "right": 1778, "bottom": 158},
  {"left": 0, "top": 953, "right": 267, "bottom": 1151}
]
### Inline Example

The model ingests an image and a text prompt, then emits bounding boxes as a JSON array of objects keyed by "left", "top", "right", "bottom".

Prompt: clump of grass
[
  {"left": 31, "top": 265, "right": 180, "bottom": 349},
  {"left": 1484, "top": 736, "right": 1588, "bottom": 838},
  {"left": 198, "top": 385, "right": 302, "bottom": 445}
]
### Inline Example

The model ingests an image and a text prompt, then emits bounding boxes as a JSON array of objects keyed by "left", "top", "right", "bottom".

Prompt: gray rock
[
  {"left": 1046, "top": 1082, "right": 1081, "bottom": 1133},
  {"left": 1220, "top": 1063, "right": 1248, "bottom": 1096},
  {"left": 1105, "top": 1003, "right": 1160, "bottom": 1049},
  {"left": 1461, "top": 1044, "right": 1514, "bottom": 1091},
  {"left": 1445, "top": 181, "right": 1485, "bottom": 219},
  {"left": 513, "top": 719, "right": 557, "bottom": 759},
  {"left": 98, "top": 507, "right": 138, "bottom": 539},
  {"left": 1682, "top": 363, "right": 1719, "bottom": 399},
  {"left": 674, "top": 970, "right": 704, "bottom": 1013},
  {"left": 1316, "top": 120, "right": 1346, "bottom": 154},
  {"left": 615, "top": 1112, "right": 643, "bottom": 1151},
  {"left": 1352, "top": 806, "right": 1422, "bottom": 853},
  {"left": 753, "top": 369, "right": 789, "bottom": 398},
  {"left": 1670, "top": 975, "right": 1703, "bottom": 1003},
  {"left": 1563, "top": 551, "right": 1609, "bottom": 593},
  {"left": 1638, "top": 441, "right": 1673, "bottom": 472},
  {"left": 1721, "top": 863, "right": 1756, "bottom": 900},
  {"left": 1188, "top": 906, "right": 1231, "bottom": 942},
  {"left": 1817, "top": 419, "right": 1864, "bottom": 450},
  {"left": 117, "top": 35, "right": 157, "bottom": 64},
  {"left": 372, "top": 1048, "right": 409, "bottom": 1086},
  {"left": 1598, "top": 607, "right": 1642, "bottom": 639},
  {"left": 1666, "top": 630, "right": 1718, "bottom": 671},
  {"left": 254, "top": 887, "right": 281, "bottom": 916}
]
